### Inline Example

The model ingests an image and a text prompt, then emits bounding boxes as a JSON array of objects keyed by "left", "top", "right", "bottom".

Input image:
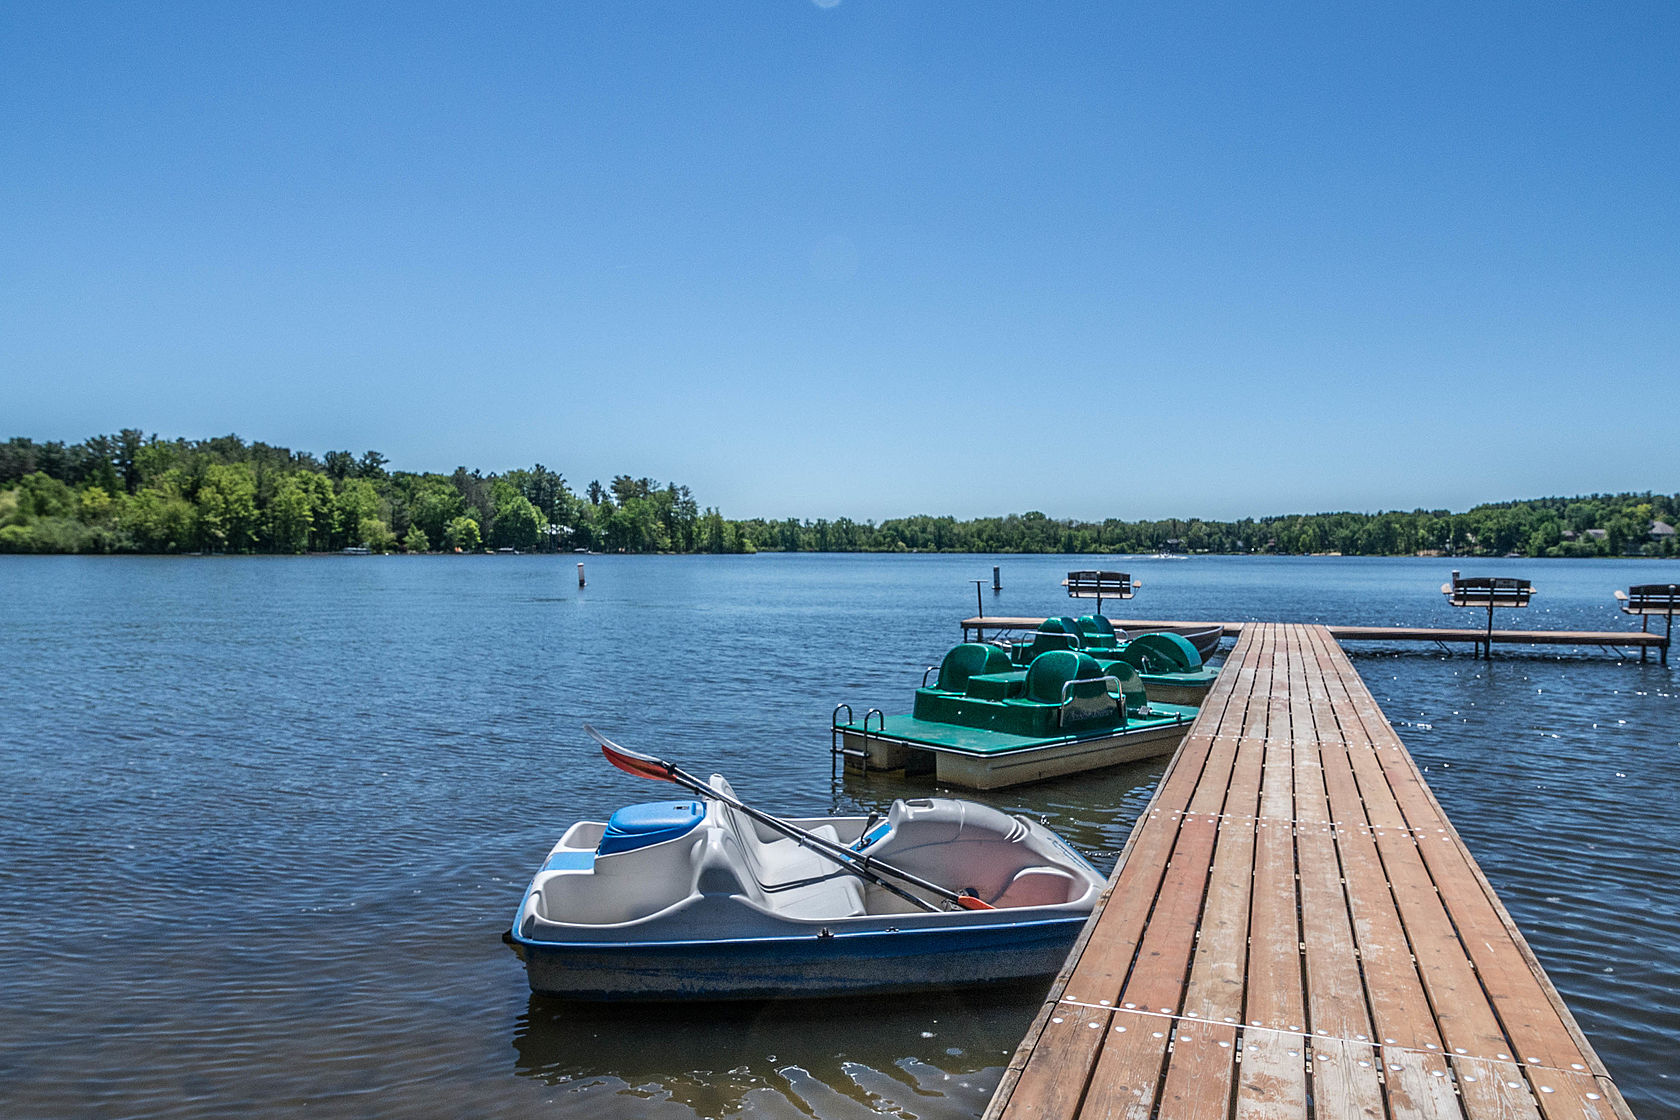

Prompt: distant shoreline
[{"left": 3, "top": 431, "right": 1675, "bottom": 560}]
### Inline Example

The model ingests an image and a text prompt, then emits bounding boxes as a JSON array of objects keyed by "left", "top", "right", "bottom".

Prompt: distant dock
[
  {"left": 983, "top": 623, "right": 1635, "bottom": 1120},
  {"left": 962, "top": 615, "right": 1670, "bottom": 660}
]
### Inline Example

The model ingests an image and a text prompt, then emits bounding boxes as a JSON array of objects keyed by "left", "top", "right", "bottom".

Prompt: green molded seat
[
  {"left": 1014, "top": 620, "right": 1081, "bottom": 665},
  {"left": 1048, "top": 617, "right": 1089, "bottom": 647},
  {"left": 1013, "top": 651, "right": 1120, "bottom": 734},
  {"left": 914, "top": 644, "right": 1013, "bottom": 722},
  {"left": 1090, "top": 656, "right": 1149, "bottom": 713},
  {"left": 1024, "top": 650, "right": 1106, "bottom": 704},
  {"left": 935, "top": 643, "right": 1013, "bottom": 692},
  {"left": 1076, "top": 614, "right": 1120, "bottom": 649}
]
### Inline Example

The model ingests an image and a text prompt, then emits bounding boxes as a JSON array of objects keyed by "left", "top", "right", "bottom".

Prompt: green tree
[
  {"left": 0, "top": 439, "right": 40, "bottom": 484},
  {"left": 1526, "top": 514, "right": 1562, "bottom": 557},
  {"left": 506, "top": 464, "right": 572, "bottom": 530},
  {"left": 409, "top": 479, "right": 464, "bottom": 547},
  {"left": 13, "top": 471, "right": 78, "bottom": 518},
  {"left": 658, "top": 483, "right": 699, "bottom": 550},
  {"left": 195, "top": 463, "right": 259, "bottom": 551},
  {"left": 357, "top": 450, "right": 388, "bottom": 479},
  {"left": 567, "top": 501, "right": 602, "bottom": 552},
  {"left": 701, "top": 507, "right": 726, "bottom": 553},
  {"left": 610, "top": 475, "right": 653, "bottom": 504},
  {"left": 333, "top": 478, "right": 383, "bottom": 549},
  {"left": 323, "top": 450, "right": 356, "bottom": 481},
  {"left": 403, "top": 523, "right": 431, "bottom": 553},
  {"left": 120, "top": 485, "right": 195, "bottom": 551},
  {"left": 301, "top": 472, "right": 337, "bottom": 551},
  {"left": 362, "top": 518, "right": 398, "bottom": 552},
  {"left": 490, "top": 493, "right": 543, "bottom": 551},
  {"left": 606, "top": 497, "right": 669, "bottom": 552},
  {"left": 451, "top": 467, "right": 493, "bottom": 525},
  {"left": 268, "top": 475, "right": 314, "bottom": 554},
  {"left": 443, "top": 515, "right": 481, "bottom": 551},
  {"left": 79, "top": 485, "right": 117, "bottom": 530},
  {"left": 0, "top": 475, "right": 96, "bottom": 551}
]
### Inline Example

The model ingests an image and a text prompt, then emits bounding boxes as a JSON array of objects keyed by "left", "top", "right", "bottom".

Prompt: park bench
[
  {"left": 1614, "top": 583, "right": 1679, "bottom": 664},
  {"left": 1062, "top": 571, "right": 1136, "bottom": 613},
  {"left": 1441, "top": 572, "right": 1535, "bottom": 658}
]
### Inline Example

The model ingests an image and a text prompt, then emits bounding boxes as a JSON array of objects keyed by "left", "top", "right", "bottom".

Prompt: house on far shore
[{"left": 1558, "top": 522, "right": 1673, "bottom": 554}]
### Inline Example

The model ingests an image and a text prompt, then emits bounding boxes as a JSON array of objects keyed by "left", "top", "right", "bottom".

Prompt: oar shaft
[
  {"left": 671, "top": 768, "right": 963, "bottom": 904},
  {"left": 588, "top": 725, "right": 990, "bottom": 912},
  {"left": 689, "top": 775, "right": 943, "bottom": 914}
]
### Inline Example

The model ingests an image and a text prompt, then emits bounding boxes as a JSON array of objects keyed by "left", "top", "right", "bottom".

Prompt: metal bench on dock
[
  {"left": 1442, "top": 571, "right": 1534, "bottom": 658},
  {"left": 1062, "top": 570, "right": 1136, "bottom": 613},
  {"left": 1614, "top": 583, "right": 1679, "bottom": 665},
  {"left": 984, "top": 622, "right": 1633, "bottom": 1120}
]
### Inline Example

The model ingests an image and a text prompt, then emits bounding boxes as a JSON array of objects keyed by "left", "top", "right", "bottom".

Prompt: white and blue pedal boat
[{"left": 506, "top": 758, "right": 1106, "bottom": 1001}]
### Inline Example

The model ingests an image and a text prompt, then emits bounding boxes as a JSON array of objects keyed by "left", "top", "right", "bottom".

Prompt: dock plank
[
  {"left": 984, "top": 623, "right": 1636, "bottom": 1120},
  {"left": 1234, "top": 1031, "right": 1308, "bottom": 1120},
  {"left": 1308, "top": 1039, "right": 1385, "bottom": 1120},
  {"left": 1077, "top": 1013, "right": 1175, "bottom": 1119},
  {"left": 1158, "top": 1019, "right": 1240, "bottom": 1120}
]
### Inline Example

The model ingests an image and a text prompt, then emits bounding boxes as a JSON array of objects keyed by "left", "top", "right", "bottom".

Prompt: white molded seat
[{"left": 704, "top": 780, "right": 865, "bottom": 918}]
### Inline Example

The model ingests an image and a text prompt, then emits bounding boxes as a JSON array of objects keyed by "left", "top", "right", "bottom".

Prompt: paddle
[{"left": 585, "top": 724, "right": 994, "bottom": 912}]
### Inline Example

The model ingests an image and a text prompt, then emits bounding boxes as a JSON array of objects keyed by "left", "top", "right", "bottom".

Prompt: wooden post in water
[
  {"left": 992, "top": 565, "right": 1001, "bottom": 591},
  {"left": 971, "top": 580, "right": 985, "bottom": 641},
  {"left": 577, "top": 562, "right": 585, "bottom": 588}
]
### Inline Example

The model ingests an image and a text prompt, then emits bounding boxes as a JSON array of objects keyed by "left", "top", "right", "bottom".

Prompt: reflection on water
[
  {"left": 1, "top": 554, "right": 1676, "bottom": 1118},
  {"left": 512, "top": 986, "right": 1041, "bottom": 1120}
]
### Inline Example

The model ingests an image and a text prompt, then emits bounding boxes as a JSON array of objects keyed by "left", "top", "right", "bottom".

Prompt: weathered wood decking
[{"left": 984, "top": 622, "right": 1634, "bottom": 1120}]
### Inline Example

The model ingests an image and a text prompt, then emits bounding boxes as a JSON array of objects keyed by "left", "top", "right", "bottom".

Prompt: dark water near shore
[{"left": 1, "top": 553, "right": 1675, "bottom": 1119}]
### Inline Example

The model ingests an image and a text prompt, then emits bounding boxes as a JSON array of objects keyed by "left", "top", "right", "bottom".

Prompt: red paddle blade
[
  {"left": 585, "top": 724, "right": 672, "bottom": 783},
  {"left": 955, "top": 892, "right": 995, "bottom": 911}
]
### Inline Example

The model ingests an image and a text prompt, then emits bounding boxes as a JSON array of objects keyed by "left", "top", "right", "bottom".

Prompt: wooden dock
[
  {"left": 983, "top": 622, "right": 1635, "bottom": 1120},
  {"left": 961, "top": 616, "right": 1669, "bottom": 657}
]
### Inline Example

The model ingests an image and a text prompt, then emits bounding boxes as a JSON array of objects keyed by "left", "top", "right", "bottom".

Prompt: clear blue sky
[{"left": 3, "top": 2, "right": 1676, "bottom": 522}]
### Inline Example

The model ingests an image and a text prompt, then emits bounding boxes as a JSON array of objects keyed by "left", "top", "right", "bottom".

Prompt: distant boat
[{"left": 340, "top": 547, "right": 371, "bottom": 555}]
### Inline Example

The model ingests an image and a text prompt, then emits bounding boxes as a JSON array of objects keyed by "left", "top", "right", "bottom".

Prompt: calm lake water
[{"left": 1, "top": 554, "right": 1675, "bottom": 1120}]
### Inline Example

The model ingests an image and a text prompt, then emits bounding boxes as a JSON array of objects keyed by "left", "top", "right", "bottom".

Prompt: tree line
[{"left": 1, "top": 431, "right": 1675, "bottom": 559}]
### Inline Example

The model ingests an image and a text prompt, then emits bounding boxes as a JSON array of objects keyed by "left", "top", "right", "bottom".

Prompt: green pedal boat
[{"left": 834, "top": 639, "right": 1198, "bottom": 790}]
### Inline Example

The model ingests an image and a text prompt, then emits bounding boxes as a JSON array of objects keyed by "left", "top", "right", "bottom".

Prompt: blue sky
[{"left": 3, "top": 2, "right": 1676, "bottom": 522}]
